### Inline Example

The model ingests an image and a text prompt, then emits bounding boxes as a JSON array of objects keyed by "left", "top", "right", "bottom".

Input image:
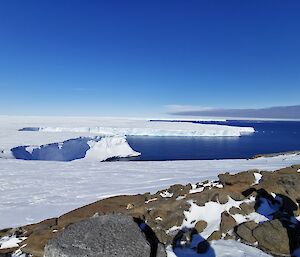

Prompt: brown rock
[
  {"left": 0, "top": 228, "right": 12, "bottom": 238},
  {"left": 218, "top": 171, "right": 255, "bottom": 186},
  {"left": 224, "top": 233, "right": 235, "bottom": 240},
  {"left": 167, "top": 184, "right": 191, "bottom": 198},
  {"left": 207, "top": 230, "right": 222, "bottom": 241},
  {"left": 220, "top": 212, "right": 236, "bottom": 233},
  {"left": 229, "top": 207, "right": 244, "bottom": 215},
  {"left": 191, "top": 189, "right": 221, "bottom": 206},
  {"left": 239, "top": 202, "right": 255, "bottom": 215},
  {"left": 194, "top": 220, "right": 207, "bottom": 233},
  {"left": 58, "top": 194, "right": 146, "bottom": 227},
  {"left": 22, "top": 229, "right": 57, "bottom": 256},
  {"left": 188, "top": 187, "right": 244, "bottom": 206},
  {"left": 161, "top": 211, "right": 185, "bottom": 232},
  {"left": 235, "top": 221, "right": 258, "bottom": 244},
  {"left": 214, "top": 192, "right": 229, "bottom": 204},
  {"left": 252, "top": 219, "right": 293, "bottom": 255},
  {"left": 0, "top": 247, "right": 18, "bottom": 256},
  {"left": 256, "top": 170, "right": 300, "bottom": 205}
]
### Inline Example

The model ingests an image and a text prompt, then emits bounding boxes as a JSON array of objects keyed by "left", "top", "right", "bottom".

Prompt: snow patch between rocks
[
  {"left": 160, "top": 191, "right": 174, "bottom": 198},
  {"left": 252, "top": 172, "right": 262, "bottom": 185},
  {"left": 189, "top": 181, "right": 223, "bottom": 194},
  {"left": 0, "top": 235, "right": 26, "bottom": 249},
  {"left": 182, "top": 198, "right": 243, "bottom": 239},
  {"left": 232, "top": 212, "right": 268, "bottom": 224},
  {"left": 180, "top": 196, "right": 263, "bottom": 239}
]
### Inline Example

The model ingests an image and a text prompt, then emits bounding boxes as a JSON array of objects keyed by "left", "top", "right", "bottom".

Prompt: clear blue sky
[{"left": 0, "top": 0, "right": 299, "bottom": 116}]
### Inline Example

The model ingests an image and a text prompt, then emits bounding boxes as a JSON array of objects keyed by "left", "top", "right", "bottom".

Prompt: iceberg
[
  {"left": 0, "top": 116, "right": 255, "bottom": 150},
  {"left": 0, "top": 136, "right": 140, "bottom": 162},
  {"left": 85, "top": 136, "right": 141, "bottom": 161},
  {"left": 30, "top": 121, "right": 255, "bottom": 137}
]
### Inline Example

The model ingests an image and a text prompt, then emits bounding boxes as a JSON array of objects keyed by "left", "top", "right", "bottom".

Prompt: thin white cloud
[{"left": 165, "top": 105, "right": 215, "bottom": 113}]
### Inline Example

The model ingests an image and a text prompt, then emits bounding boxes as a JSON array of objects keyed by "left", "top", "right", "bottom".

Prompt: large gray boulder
[
  {"left": 44, "top": 214, "right": 166, "bottom": 257},
  {"left": 235, "top": 221, "right": 258, "bottom": 244},
  {"left": 252, "top": 219, "right": 294, "bottom": 255},
  {"left": 220, "top": 211, "right": 236, "bottom": 234}
]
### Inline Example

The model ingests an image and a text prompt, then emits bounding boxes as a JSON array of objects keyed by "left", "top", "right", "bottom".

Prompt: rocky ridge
[{"left": 0, "top": 164, "right": 300, "bottom": 257}]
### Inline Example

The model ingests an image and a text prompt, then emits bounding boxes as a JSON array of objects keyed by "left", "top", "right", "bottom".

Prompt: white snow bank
[
  {"left": 252, "top": 172, "right": 262, "bottom": 185},
  {"left": 0, "top": 153, "right": 299, "bottom": 229},
  {"left": 232, "top": 212, "right": 268, "bottom": 224},
  {"left": 0, "top": 235, "right": 26, "bottom": 249},
  {"left": 33, "top": 123, "right": 255, "bottom": 137},
  {"left": 0, "top": 149, "right": 14, "bottom": 159},
  {"left": 85, "top": 136, "right": 140, "bottom": 161}
]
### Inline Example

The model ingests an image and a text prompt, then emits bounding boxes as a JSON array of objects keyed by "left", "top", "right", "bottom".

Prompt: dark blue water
[
  {"left": 11, "top": 137, "right": 93, "bottom": 161},
  {"left": 126, "top": 120, "right": 300, "bottom": 161}
]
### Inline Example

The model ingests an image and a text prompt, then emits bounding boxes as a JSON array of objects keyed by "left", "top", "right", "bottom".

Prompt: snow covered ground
[{"left": 0, "top": 153, "right": 300, "bottom": 229}]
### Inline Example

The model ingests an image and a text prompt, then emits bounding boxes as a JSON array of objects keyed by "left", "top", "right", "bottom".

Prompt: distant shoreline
[{"left": 251, "top": 150, "right": 300, "bottom": 159}]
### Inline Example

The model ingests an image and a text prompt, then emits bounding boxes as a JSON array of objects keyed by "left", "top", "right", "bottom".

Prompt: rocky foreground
[{"left": 1, "top": 164, "right": 300, "bottom": 257}]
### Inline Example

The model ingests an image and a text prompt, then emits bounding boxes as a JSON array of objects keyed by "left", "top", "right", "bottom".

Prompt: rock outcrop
[{"left": 1, "top": 164, "right": 300, "bottom": 257}]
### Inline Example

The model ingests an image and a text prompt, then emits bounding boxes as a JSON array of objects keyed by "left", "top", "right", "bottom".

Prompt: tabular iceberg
[
  {"left": 32, "top": 122, "right": 255, "bottom": 137},
  {"left": 0, "top": 136, "right": 141, "bottom": 162}
]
